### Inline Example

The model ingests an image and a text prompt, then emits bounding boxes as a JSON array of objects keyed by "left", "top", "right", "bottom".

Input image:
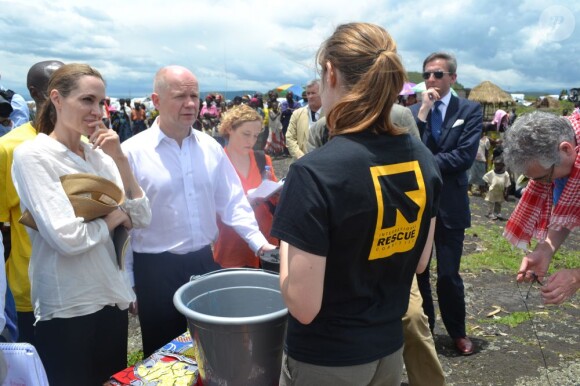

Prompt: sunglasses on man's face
[{"left": 422, "top": 71, "right": 451, "bottom": 80}]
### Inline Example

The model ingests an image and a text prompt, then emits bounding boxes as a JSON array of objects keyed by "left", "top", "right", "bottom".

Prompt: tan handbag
[{"left": 19, "top": 173, "right": 125, "bottom": 230}]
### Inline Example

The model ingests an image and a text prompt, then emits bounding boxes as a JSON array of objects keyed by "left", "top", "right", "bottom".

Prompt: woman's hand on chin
[{"left": 88, "top": 122, "right": 124, "bottom": 160}]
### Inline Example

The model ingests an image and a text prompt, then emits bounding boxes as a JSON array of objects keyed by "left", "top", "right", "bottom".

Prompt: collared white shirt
[
  {"left": 433, "top": 91, "right": 452, "bottom": 121},
  {"left": 122, "top": 119, "right": 267, "bottom": 255},
  {"left": 308, "top": 107, "right": 322, "bottom": 128},
  {"left": 12, "top": 134, "right": 151, "bottom": 321}
]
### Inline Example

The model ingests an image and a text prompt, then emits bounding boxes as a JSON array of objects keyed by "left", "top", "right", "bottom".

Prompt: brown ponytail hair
[
  {"left": 35, "top": 63, "right": 105, "bottom": 135},
  {"left": 317, "top": 23, "right": 406, "bottom": 137}
]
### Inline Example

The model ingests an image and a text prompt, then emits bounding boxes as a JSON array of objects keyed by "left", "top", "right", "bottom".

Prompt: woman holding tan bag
[{"left": 12, "top": 63, "right": 151, "bottom": 386}]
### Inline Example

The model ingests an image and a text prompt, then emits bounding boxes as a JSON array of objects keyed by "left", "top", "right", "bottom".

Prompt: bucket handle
[{"left": 189, "top": 267, "right": 277, "bottom": 282}]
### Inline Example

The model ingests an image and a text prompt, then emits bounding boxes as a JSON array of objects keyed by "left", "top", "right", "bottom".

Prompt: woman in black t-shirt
[{"left": 272, "top": 23, "right": 442, "bottom": 386}]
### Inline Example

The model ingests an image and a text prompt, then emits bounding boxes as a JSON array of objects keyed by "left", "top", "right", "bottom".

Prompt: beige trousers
[
  {"left": 279, "top": 348, "right": 403, "bottom": 386},
  {"left": 403, "top": 275, "right": 446, "bottom": 386}
]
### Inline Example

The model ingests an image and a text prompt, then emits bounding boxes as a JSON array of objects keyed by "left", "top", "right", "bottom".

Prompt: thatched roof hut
[
  {"left": 468, "top": 81, "right": 513, "bottom": 104},
  {"left": 536, "top": 96, "right": 560, "bottom": 109},
  {"left": 468, "top": 81, "right": 514, "bottom": 120}
]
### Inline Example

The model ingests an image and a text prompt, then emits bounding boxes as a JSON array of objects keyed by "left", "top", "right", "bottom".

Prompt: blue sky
[{"left": 1, "top": 0, "right": 578, "bottom": 99}]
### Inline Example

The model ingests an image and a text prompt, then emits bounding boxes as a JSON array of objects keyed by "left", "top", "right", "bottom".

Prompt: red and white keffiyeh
[{"left": 504, "top": 112, "right": 580, "bottom": 249}]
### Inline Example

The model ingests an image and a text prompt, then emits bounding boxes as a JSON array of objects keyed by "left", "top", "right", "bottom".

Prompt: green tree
[{"left": 559, "top": 89, "right": 568, "bottom": 100}]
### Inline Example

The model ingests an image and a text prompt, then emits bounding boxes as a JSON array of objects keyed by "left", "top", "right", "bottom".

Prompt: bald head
[
  {"left": 151, "top": 66, "right": 200, "bottom": 140},
  {"left": 27, "top": 60, "right": 64, "bottom": 106},
  {"left": 153, "top": 65, "right": 197, "bottom": 93}
]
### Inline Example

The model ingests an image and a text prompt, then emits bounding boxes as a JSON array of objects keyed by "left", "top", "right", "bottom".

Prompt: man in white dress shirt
[{"left": 122, "top": 65, "right": 276, "bottom": 356}]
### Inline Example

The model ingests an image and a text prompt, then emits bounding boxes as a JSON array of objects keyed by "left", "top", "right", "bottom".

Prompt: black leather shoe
[{"left": 454, "top": 337, "right": 474, "bottom": 355}]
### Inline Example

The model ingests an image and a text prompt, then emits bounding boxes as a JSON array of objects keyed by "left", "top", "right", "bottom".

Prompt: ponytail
[
  {"left": 34, "top": 95, "right": 57, "bottom": 135},
  {"left": 317, "top": 23, "right": 406, "bottom": 137}
]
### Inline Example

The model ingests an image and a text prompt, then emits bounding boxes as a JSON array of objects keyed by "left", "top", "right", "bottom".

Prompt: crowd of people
[
  {"left": 128, "top": 86, "right": 317, "bottom": 158},
  {"left": 0, "top": 21, "right": 578, "bottom": 386}
]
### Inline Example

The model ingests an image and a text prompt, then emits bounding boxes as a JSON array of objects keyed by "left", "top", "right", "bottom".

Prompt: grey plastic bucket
[{"left": 173, "top": 268, "right": 287, "bottom": 386}]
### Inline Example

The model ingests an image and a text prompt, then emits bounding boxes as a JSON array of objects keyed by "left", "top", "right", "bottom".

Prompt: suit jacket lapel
[{"left": 440, "top": 95, "right": 459, "bottom": 144}]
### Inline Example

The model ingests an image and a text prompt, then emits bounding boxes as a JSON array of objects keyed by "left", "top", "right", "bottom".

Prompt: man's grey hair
[
  {"left": 503, "top": 111, "right": 575, "bottom": 175},
  {"left": 305, "top": 79, "right": 320, "bottom": 89},
  {"left": 423, "top": 52, "right": 457, "bottom": 74}
]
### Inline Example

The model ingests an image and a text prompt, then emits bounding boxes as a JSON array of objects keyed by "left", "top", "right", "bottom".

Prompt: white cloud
[{"left": 1, "top": 0, "right": 578, "bottom": 98}]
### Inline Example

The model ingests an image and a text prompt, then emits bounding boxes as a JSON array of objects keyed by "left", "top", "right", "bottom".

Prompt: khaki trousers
[
  {"left": 403, "top": 276, "right": 446, "bottom": 386},
  {"left": 279, "top": 348, "right": 403, "bottom": 386}
]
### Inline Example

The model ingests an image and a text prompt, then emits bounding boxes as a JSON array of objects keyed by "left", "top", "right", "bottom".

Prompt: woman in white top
[{"left": 12, "top": 64, "right": 151, "bottom": 385}]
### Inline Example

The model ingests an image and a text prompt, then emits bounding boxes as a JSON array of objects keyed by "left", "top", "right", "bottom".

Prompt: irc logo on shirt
[{"left": 368, "top": 161, "right": 426, "bottom": 260}]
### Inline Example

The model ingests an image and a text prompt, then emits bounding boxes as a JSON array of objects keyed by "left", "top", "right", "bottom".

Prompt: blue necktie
[{"left": 431, "top": 101, "right": 443, "bottom": 143}]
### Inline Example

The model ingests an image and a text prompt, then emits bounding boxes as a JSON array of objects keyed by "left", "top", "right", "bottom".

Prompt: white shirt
[
  {"left": 476, "top": 137, "right": 490, "bottom": 162},
  {"left": 308, "top": 107, "right": 322, "bottom": 128},
  {"left": 12, "top": 134, "right": 151, "bottom": 322},
  {"left": 122, "top": 119, "right": 267, "bottom": 255},
  {"left": 433, "top": 91, "right": 452, "bottom": 121}
]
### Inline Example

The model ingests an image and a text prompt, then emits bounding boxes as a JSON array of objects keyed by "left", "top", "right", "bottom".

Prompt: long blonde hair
[{"left": 317, "top": 23, "right": 406, "bottom": 137}]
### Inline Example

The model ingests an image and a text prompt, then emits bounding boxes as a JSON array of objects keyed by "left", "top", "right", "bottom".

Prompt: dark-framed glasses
[
  {"left": 422, "top": 71, "right": 451, "bottom": 80},
  {"left": 527, "top": 164, "right": 555, "bottom": 184}
]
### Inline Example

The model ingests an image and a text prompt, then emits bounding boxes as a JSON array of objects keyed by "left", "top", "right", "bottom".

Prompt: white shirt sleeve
[
  {"left": 9, "top": 93, "right": 30, "bottom": 128},
  {"left": 10, "top": 135, "right": 139, "bottom": 321},
  {"left": 123, "top": 126, "right": 266, "bottom": 254},
  {"left": 213, "top": 148, "right": 268, "bottom": 253}
]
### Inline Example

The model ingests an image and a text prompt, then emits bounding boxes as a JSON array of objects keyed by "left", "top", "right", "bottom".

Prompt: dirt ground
[
  {"left": 418, "top": 193, "right": 579, "bottom": 386},
  {"left": 127, "top": 156, "right": 579, "bottom": 386}
]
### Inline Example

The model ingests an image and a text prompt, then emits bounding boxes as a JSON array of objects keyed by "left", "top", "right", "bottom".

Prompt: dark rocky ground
[
  {"left": 422, "top": 192, "right": 579, "bottom": 386},
  {"left": 128, "top": 156, "right": 579, "bottom": 385}
]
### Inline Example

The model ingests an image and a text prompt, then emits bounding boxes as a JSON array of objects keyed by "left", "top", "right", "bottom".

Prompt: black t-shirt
[{"left": 271, "top": 131, "right": 442, "bottom": 366}]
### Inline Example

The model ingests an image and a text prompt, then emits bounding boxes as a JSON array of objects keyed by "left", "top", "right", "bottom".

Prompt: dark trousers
[
  {"left": 17, "top": 311, "right": 36, "bottom": 346},
  {"left": 417, "top": 221, "right": 466, "bottom": 339},
  {"left": 35, "top": 305, "right": 128, "bottom": 386},
  {"left": 133, "top": 246, "right": 221, "bottom": 357},
  {"left": 1, "top": 223, "right": 10, "bottom": 261}
]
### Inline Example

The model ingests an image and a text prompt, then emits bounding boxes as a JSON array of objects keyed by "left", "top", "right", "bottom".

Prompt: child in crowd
[
  {"left": 468, "top": 128, "right": 490, "bottom": 196},
  {"left": 483, "top": 157, "right": 511, "bottom": 220},
  {"left": 264, "top": 100, "right": 284, "bottom": 156}
]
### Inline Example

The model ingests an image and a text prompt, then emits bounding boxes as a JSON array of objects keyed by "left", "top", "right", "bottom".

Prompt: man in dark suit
[{"left": 409, "top": 52, "right": 482, "bottom": 355}]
